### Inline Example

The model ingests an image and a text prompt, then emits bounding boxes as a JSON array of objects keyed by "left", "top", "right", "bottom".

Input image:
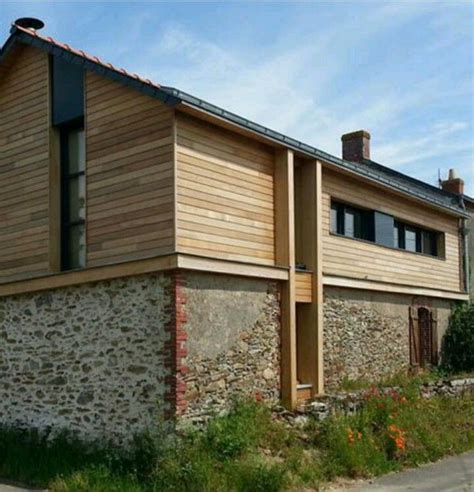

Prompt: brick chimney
[
  {"left": 341, "top": 130, "right": 371, "bottom": 162},
  {"left": 441, "top": 169, "right": 464, "bottom": 195}
]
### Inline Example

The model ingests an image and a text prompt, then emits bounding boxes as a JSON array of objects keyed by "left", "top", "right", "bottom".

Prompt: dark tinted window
[
  {"left": 405, "top": 226, "right": 419, "bottom": 252},
  {"left": 61, "top": 126, "right": 86, "bottom": 270},
  {"left": 332, "top": 200, "right": 442, "bottom": 258},
  {"left": 331, "top": 201, "right": 373, "bottom": 240}
]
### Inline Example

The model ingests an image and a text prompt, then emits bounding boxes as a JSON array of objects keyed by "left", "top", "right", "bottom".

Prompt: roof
[{"left": 0, "top": 23, "right": 469, "bottom": 218}]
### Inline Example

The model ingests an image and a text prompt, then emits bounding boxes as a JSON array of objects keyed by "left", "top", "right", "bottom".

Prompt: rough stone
[
  {"left": 323, "top": 287, "right": 452, "bottom": 389},
  {"left": 181, "top": 272, "right": 280, "bottom": 423},
  {"left": 0, "top": 274, "right": 171, "bottom": 443}
]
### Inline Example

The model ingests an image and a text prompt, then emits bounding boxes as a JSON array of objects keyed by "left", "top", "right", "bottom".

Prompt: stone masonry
[
  {"left": 0, "top": 274, "right": 172, "bottom": 442},
  {"left": 180, "top": 272, "right": 281, "bottom": 424},
  {"left": 323, "top": 287, "right": 452, "bottom": 389}
]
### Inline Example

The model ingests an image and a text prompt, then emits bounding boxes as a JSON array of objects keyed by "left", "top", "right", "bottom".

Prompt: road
[{"left": 340, "top": 451, "right": 474, "bottom": 491}]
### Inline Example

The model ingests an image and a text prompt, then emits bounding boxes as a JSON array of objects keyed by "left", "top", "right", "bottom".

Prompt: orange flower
[
  {"left": 347, "top": 428, "right": 355, "bottom": 445},
  {"left": 388, "top": 424, "right": 406, "bottom": 452}
]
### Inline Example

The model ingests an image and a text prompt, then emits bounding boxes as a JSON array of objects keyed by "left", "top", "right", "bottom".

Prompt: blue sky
[{"left": 1, "top": 1, "right": 473, "bottom": 194}]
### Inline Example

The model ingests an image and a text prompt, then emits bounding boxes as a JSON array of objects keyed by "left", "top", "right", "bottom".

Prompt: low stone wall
[
  {"left": 276, "top": 378, "right": 474, "bottom": 425},
  {"left": 323, "top": 287, "right": 452, "bottom": 389},
  {"left": 180, "top": 272, "right": 281, "bottom": 424},
  {"left": 0, "top": 274, "right": 172, "bottom": 442}
]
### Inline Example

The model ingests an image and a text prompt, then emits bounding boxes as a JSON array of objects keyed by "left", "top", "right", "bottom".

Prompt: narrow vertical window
[
  {"left": 60, "top": 125, "right": 86, "bottom": 270},
  {"left": 51, "top": 54, "right": 85, "bottom": 271},
  {"left": 330, "top": 202, "right": 344, "bottom": 234},
  {"left": 405, "top": 226, "right": 419, "bottom": 252}
]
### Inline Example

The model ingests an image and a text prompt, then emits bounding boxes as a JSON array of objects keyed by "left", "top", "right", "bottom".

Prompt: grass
[{"left": 0, "top": 385, "right": 473, "bottom": 491}]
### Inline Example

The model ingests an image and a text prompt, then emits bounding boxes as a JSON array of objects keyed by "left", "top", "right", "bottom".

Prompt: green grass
[{"left": 1, "top": 389, "right": 473, "bottom": 491}]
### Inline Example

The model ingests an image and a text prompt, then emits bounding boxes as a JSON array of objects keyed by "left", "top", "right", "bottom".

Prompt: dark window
[
  {"left": 60, "top": 125, "right": 86, "bottom": 270},
  {"left": 405, "top": 226, "right": 420, "bottom": 253},
  {"left": 374, "top": 212, "right": 394, "bottom": 247},
  {"left": 422, "top": 230, "right": 438, "bottom": 256},
  {"left": 51, "top": 55, "right": 86, "bottom": 271},
  {"left": 331, "top": 199, "right": 442, "bottom": 258},
  {"left": 330, "top": 201, "right": 373, "bottom": 241},
  {"left": 394, "top": 221, "right": 404, "bottom": 249},
  {"left": 394, "top": 221, "right": 440, "bottom": 257},
  {"left": 331, "top": 202, "right": 344, "bottom": 235}
]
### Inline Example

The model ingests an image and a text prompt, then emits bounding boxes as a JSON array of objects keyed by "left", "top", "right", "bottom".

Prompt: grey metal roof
[{"left": 1, "top": 26, "right": 469, "bottom": 218}]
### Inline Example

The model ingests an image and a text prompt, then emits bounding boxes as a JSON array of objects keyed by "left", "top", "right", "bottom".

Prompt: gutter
[{"left": 458, "top": 195, "right": 471, "bottom": 295}]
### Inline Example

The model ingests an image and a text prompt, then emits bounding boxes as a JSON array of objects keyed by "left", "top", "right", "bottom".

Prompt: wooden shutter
[
  {"left": 409, "top": 306, "right": 419, "bottom": 366},
  {"left": 430, "top": 309, "right": 439, "bottom": 365}
]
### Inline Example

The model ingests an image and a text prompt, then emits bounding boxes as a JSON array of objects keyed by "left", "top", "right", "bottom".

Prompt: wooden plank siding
[
  {"left": 85, "top": 72, "right": 175, "bottom": 267},
  {"left": 175, "top": 113, "right": 276, "bottom": 265},
  {"left": 0, "top": 46, "right": 50, "bottom": 283},
  {"left": 295, "top": 271, "right": 312, "bottom": 303},
  {"left": 322, "top": 168, "right": 461, "bottom": 292}
]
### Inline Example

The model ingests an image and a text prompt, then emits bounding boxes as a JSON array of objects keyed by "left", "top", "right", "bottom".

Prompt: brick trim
[{"left": 164, "top": 270, "right": 189, "bottom": 418}]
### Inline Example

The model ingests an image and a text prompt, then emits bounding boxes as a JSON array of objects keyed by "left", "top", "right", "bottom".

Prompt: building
[{"left": 0, "top": 18, "right": 470, "bottom": 441}]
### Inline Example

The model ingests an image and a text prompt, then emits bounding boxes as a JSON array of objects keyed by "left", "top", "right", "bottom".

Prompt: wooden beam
[
  {"left": 275, "top": 149, "right": 297, "bottom": 409},
  {"left": 323, "top": 275, "right": 470, "bottom": 301},
  {"left": 294, "top": 159, "right": 324, "bottom": 396},
  {"left": 0, "top": 255, "right": 178, "bottom": 297},
  {"left": 0, "top": 252, "right": 290, "bottom": 297},
  {"left": 315, "top": 160, "right": 324, "bottom": 394},
  {"left": 177, "top": 254, "right": 288, "bottom": 280}
]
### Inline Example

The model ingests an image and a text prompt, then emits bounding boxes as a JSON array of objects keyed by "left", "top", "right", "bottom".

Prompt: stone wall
[
  {"left": 0, "top": 274, "right": 172, "bottom": 442},
  {"left": 180, "top": 272, "right": 280, "bottom": 424},
  {"left": 323, "top": 287, "right": 452, "bottom": 389},
  {"left": 278, "top": 377, "right": 474, "bottom": 425}
]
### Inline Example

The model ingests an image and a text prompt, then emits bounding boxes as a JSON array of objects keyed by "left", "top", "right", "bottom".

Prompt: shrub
[
  {"left": 441, "top": 303, "right": 474, "bottom": 373},
  {"left": 204, "top": 399, "right": 270, "bottom": 460}
]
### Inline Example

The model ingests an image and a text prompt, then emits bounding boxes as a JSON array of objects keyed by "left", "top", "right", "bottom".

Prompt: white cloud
[{"left": 12, "top": 1, "right": 470, "bottom": 193}]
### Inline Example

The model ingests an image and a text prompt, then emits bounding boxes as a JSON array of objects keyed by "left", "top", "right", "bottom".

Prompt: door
[{"left": 409, "top": 306, "right": 438, "bottom": 367}]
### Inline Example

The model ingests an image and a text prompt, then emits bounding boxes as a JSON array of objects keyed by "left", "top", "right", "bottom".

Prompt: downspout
[{"left": 458, "top": 195, "right": 470, "bottom": 295}]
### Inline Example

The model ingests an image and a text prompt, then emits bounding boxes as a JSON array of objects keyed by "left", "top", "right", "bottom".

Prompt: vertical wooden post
[
  {"left": 315, "top": 160, "right": 324, "bottom": 394},
  {"left": 294, "top": 159, "right": 324, "bottom": 396},
  {"left": 275, "top": 149, "right": 297, "bottom": 409}
]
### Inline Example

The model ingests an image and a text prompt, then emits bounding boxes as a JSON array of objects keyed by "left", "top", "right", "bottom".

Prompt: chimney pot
[
  {"left": 13, "top": 17, "right": 45, "bottom": 31},
  {"left": 341, "top": 130, "right": 371, "bottom": 162},
  {"left": 441, "top": 168, "right": 464, "bottom": 195}
]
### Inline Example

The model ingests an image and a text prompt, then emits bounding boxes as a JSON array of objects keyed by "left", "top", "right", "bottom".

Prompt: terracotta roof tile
[{"left": 13, "top": 24, "right": 161, "bottom": 90}]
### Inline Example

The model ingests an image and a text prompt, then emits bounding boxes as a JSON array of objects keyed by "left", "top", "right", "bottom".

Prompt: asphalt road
[{"left": 346, "top": 451, "right": 474, "bottom": 491}]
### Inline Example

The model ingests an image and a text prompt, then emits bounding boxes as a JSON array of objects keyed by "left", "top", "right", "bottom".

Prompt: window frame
[
  {"left": 330, "top": 200, "right": 374, "bottom": 241},
  {"left": 330, "top": 198, "right": 445, "bottom": 260},
  {"left": 59, "top": 117, "right": 86, "bottom": 271}
]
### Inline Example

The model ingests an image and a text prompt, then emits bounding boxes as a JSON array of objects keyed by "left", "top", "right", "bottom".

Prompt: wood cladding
[
  {"left": 175, "top": 113, "right": 276, "bottom": 265},
  {"left": 85, "top": 72, "right": 175, "bottom": 267},
  {"left": 0, "top": 46, "right": 50, "bottom": 283},
  {"left": 295, "top": 271, "right": 312, "bottom": 303},
  {"left": 322, "top": 168, "right": 461, "bottom": 292}
]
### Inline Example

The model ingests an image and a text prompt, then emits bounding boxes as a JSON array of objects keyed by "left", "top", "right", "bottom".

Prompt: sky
[{"left": 1, "top": 1, "right": 473, "bottom": 194}]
